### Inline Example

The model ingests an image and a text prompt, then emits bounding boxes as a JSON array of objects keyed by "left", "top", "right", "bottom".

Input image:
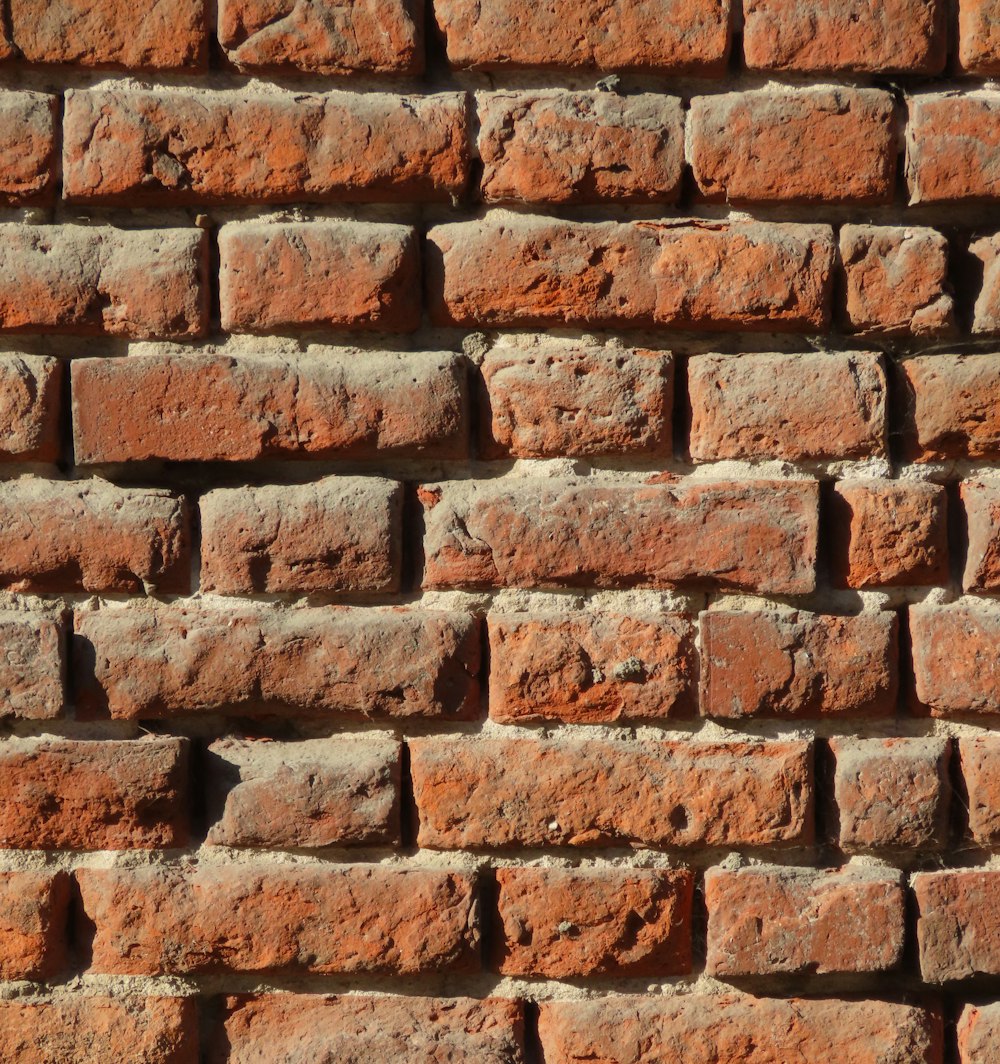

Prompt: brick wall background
[{"left": 1, "top": 0, "right": 999, "bottom": 1060}]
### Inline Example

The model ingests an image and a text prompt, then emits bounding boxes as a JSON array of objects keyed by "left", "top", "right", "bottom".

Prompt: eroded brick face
[{"left": 0, "top": 0, "right": 989, "bottom": 1055}]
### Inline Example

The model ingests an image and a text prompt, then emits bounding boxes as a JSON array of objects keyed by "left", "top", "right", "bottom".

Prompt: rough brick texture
[
  {"left": 914, "top": 871, "right": 1000, "bottom": 981},
  {"left": 0, "top": 872, "right": 70, "bottom": 980}
]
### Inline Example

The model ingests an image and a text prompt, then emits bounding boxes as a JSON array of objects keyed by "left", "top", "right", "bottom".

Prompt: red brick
[
  {"left": 688, "top": 352, "right": 887, "bottom": 462},
  {"left": 421, "top": 478, "right": 818, "bottom": 594},
  {"left": 479, "top": 346, "right": 671, "bottom": 458},
  {"left": 841, "top": 225, "right": 955, "bottom": 337},
  {"left": 0, "top": 477, "right": 188, "bottom": 593},
  {"left": 0, "top": 226, "right": 206, "bottom": 338},
  {"left": 959, "top": 737, "right": 1000, "bottom": 844},
  {"left": 63, "top": 89, "right": 468, "bottom": 204},
  {"left": 427, "top": 216, "right": 834, "bottom": 331},
  {"left": 71, "top": 351, "right": 468, "bottom": 464},
  {"left": 205, "top": 734, "right": 400, "bottom": 847},
  {"left": 690, "top": 88, "right": 896, "bottom": 205},
  {"left": 907, "top": 92, "right": 1000, "bottom": 203},
  {"left": 488, "top": 611, "right": 696, "bottom": 723},
  {"left": 219, "top": 221, "right": 419, "bottom": 333},
  {"left": 0, "top": 997, "right": 198, "bottom": 1064},
  {"left": 434, "top": 0, "right": 730, "bottom": 72},
  {"left": 495, "top": 867, "right": 693, "bottom": 977},
  {"left": 0, "top": 355, "right": 61, "bottom": 462},
  {"left": 9, "top": 0, "right": 206, "bottom": 69},
  {"left": 478, "top": 91, "right": 684, "bottom": 204},
  {"left": 538, "top": 995, "right": 943, "bottom": 1063},
  {"left": 78, "top": 865, "right": 479, "bottom": 975},
  {"left": 901, "top": 355, "right": 1000, "bottom": 462},
  {"left": 914, "top": 870, "right": 1000, "bottom": 981},
  {"left": 705, "top": 865, "right": 905, "bottom": 977},
  {"left": 74, "top": 605, "right": 480, "bottom": 720},
  {"left": 960, "top": 0, "right": 1000, "bottom": 71},
  {"left": 910, "top": 604, "right": 1000, "bottom": 716},
  {"left": 831, "top": 738, "right": 951, "bottom": 852},
  {"left": 0, "top": 92, "right": 57, "bottom": 205},
  {"left": 0, "top": 610, "right": 64, "bottom": 720},
  {"left": 831, "top": 480, "right": 949, "bottom": 588},
  {"left": 700, "top": 610, "right": 898, "bottom": 720},
  {"left": 0, "top": 872, "right": 70, "bottom": 980},
  {"left": 216, "top": 995, "right": 525, "bottom": 1064},
  {"left": 961, "top": 480, "right": 1000, "bottom": 590},
  {"left": 0, "top": 737, "right": 187, "bottom": 849},
  {"left": 218, "top": 0, "right": 422, "bottom": 74},
  {"left": 971, "top": 233, "right": 1000, "bottom": 333},
  {"left": 410, "top": 737, "right": 813, "bottom": 849},
  {"left": 199, "top": 475, "right": 401, "bottom": 594},
  {"left": 743, "top": 0, "right": 945, "bottom": 72},
  {"left": 957, "top": 1003, "right": 1000, "bottom": 1062}
]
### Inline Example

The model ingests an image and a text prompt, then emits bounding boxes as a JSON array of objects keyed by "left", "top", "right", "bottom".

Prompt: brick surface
[
  {"left": 911, "top": 603, "right": 1000, "bottom": 716},
  {"left": 421, "top": 478, "right": 818, "bottom": 594},
  {"left": 0, "top": 610, "right": 64, "bottom": 720},
  {"left": 690, "top": 88, "right": 896, "bottom": 204},
  {"left": 0, "top": 92, "right": 57, "bottom": 205},
  {"left": 970, "top": 232, "right": 1000, "bottom": 333},
  {"left": 907, "top": 92, "right": 1000, "bottom": 203},
  {"left": 63, "top": 90, "right": 468, "bottom": 204},
  {"left": 74, "top": 605, "right": 480, "bottom": 720},
  {"left": 957, "top": 1003, "right": 1000, "bottom": 1062},
  {"left": 205, "top": 734, "right": 401, "bottom": 847},
  {"left": 78, "top": 865, "right": 479, "bottom": 975},
  {"left": 199, "top": 475, "right": 401, "bottom": 594},
  {"left": 914, "top": 870, "right": 1000, "bottom": 981},
  {"left": 959, "top": 737, "right": 1000, "bottom": 844},
  {"left": 219, "top": 221, "right": 420, "bottom": 332},
  {"left": 961, "top": 480, "right": 1000, "bottom": 590},
  {"left": 478, "top": 91, "right": 684, "bottom": 204},
  {"left": 959, "top": 0, "right": 1000, "bottom": 72},
  {"left": 0, "top": 872, "right": 70, "bottom": 980},
  {"left": 410, "top": 737, "right": 813, "bottom": 849},
  {"left": 72, "top": 351, "right": 468, "bottom": 463},
  {"left": 495, "top": 867, "right": 693, "bottom": 977},
  {"left": 0, "top": 355, "right": 61, "bottom": 462},
  {"left": 488, "top": 611, "right": 696, "bottom": 723},
  {"left": 688, "top": 352, "right": 887, "bottom": 462},
  {"left": 700, "top": 610, "right": 898, "bottom": 719}
]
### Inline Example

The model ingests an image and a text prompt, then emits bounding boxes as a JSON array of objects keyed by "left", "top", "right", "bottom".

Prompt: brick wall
[{"left": 0, "top": 0, "right": 998, "bottom": 1060}]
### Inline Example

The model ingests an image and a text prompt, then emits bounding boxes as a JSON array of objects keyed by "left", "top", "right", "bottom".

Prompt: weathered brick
[
  {"left": 63, "top": 90, "right": 468, "bottom": 204},
  {"left": 743, "top": 0, "right": 946, "bottom": 72},
  {"left": 218, "top": 0, "right": 422, "bottom": 74},
  {"left": 960, "top": 480, "right": 1000, "bottom": 590},
  {"left": 206, "top": 734, "right": 401, "bottom": 848},
  {"left": 970, "top": 232, "right": 1000, "bottom": 333},
  {"left": 9, "top": 0, "right": 206, "bottom": 69},
  {"left": 907, "top": 92, "right": 1000, "bottom": 203},
  {"left": 0, "top": 355, "right": 61, "bottom": 462},
  {"left": 831, "top": 480, "right": 949, "bottom": 588},
  {"left": 479, "top": 346, "right": 671, "bottom": 458},
  {"left": 199, "top": 476, "right": 401, "bottom": 594},
  {"left": 957, "top": 1003, "right": 1000, "bottom": 1062},
  {"left": 74, "top": 605, "right": 480, "bottom": 720},
  {"left": 0, "top": 737, "right": 187, "bottom": 850},
  {"left": 478, "top": 91, "right": 684, "bottom": 204},
  {"left": 0, "top": 478, "right": 188, "bottom": 593},
  {"left": 537, "top": 995, "right": 943, "bottom": 1062},
  {"left": 0, "top": 997, "right": 198, "bottom": 1064},
  {"left": 706, "top": 865, "right": 904, "bottom": 977},
  {"left": 700, "top": 610, "right": 898, "bottom": 719},
  {"left": 78, "top": 865, "right": 479, "bottom": 975},
  {"left": 495, "top": 868, "right": 693, "bottom": 977},
  {"left": 427, "top": 216, "right": 834, "bottom": 331},
  {"left": 217, "top": 996, "right": 525, "bottom": 1064},
  {"left": 690, "top": 88, "right": 896, "bottom": 204},
  {"left": 219, "top": 221, "right": 419, "bottom": 333},
  {"left": 914, "top": 870, "right": 1000, "bottom": 981},
  {"left": 72, "top": 351, "right": 468, "bottom": 463},
  {"left": 434, "top": 0, "right": 730, "bottom": 72},
  {"left": 901, "top": 355, "right": 1000, "bottom": 462},
  {"left": 688, "top": 352, "right": 887, "bottom": 462},
  {"left": 960, "top": 0, "right": 1000, "bottom": 71},
  {"left": 0, "top": 610, "right": 65, "bottom": 720},
  {"left": 421, "top": 478, "right": 818, "bottom": 594},
  {"left": 410, "top": 737, "right": 813, "bottom": 849},
  {"left": 488, "top": 611, "right": 696, "bottom": 723},
  {"left": 0, "top": 92, "right": 57, "bottom": 205},
  {"left": 959, "top": 737, "right": 1000, "bottom": 844},
  {"left": 841, "top": 225, "right": 954, "bottom": 336},
  {"left": 0, "top": 226, "right": 206, "bottom": 338},
  {"left": 910, "top": 603, "right": 1000, "bottom": 716},
  {"left": 831, "top": 738, "right": 951, "bottom": 852},
  {"left": 0, "top": 872, "right": 70, "bottom": 980}
]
